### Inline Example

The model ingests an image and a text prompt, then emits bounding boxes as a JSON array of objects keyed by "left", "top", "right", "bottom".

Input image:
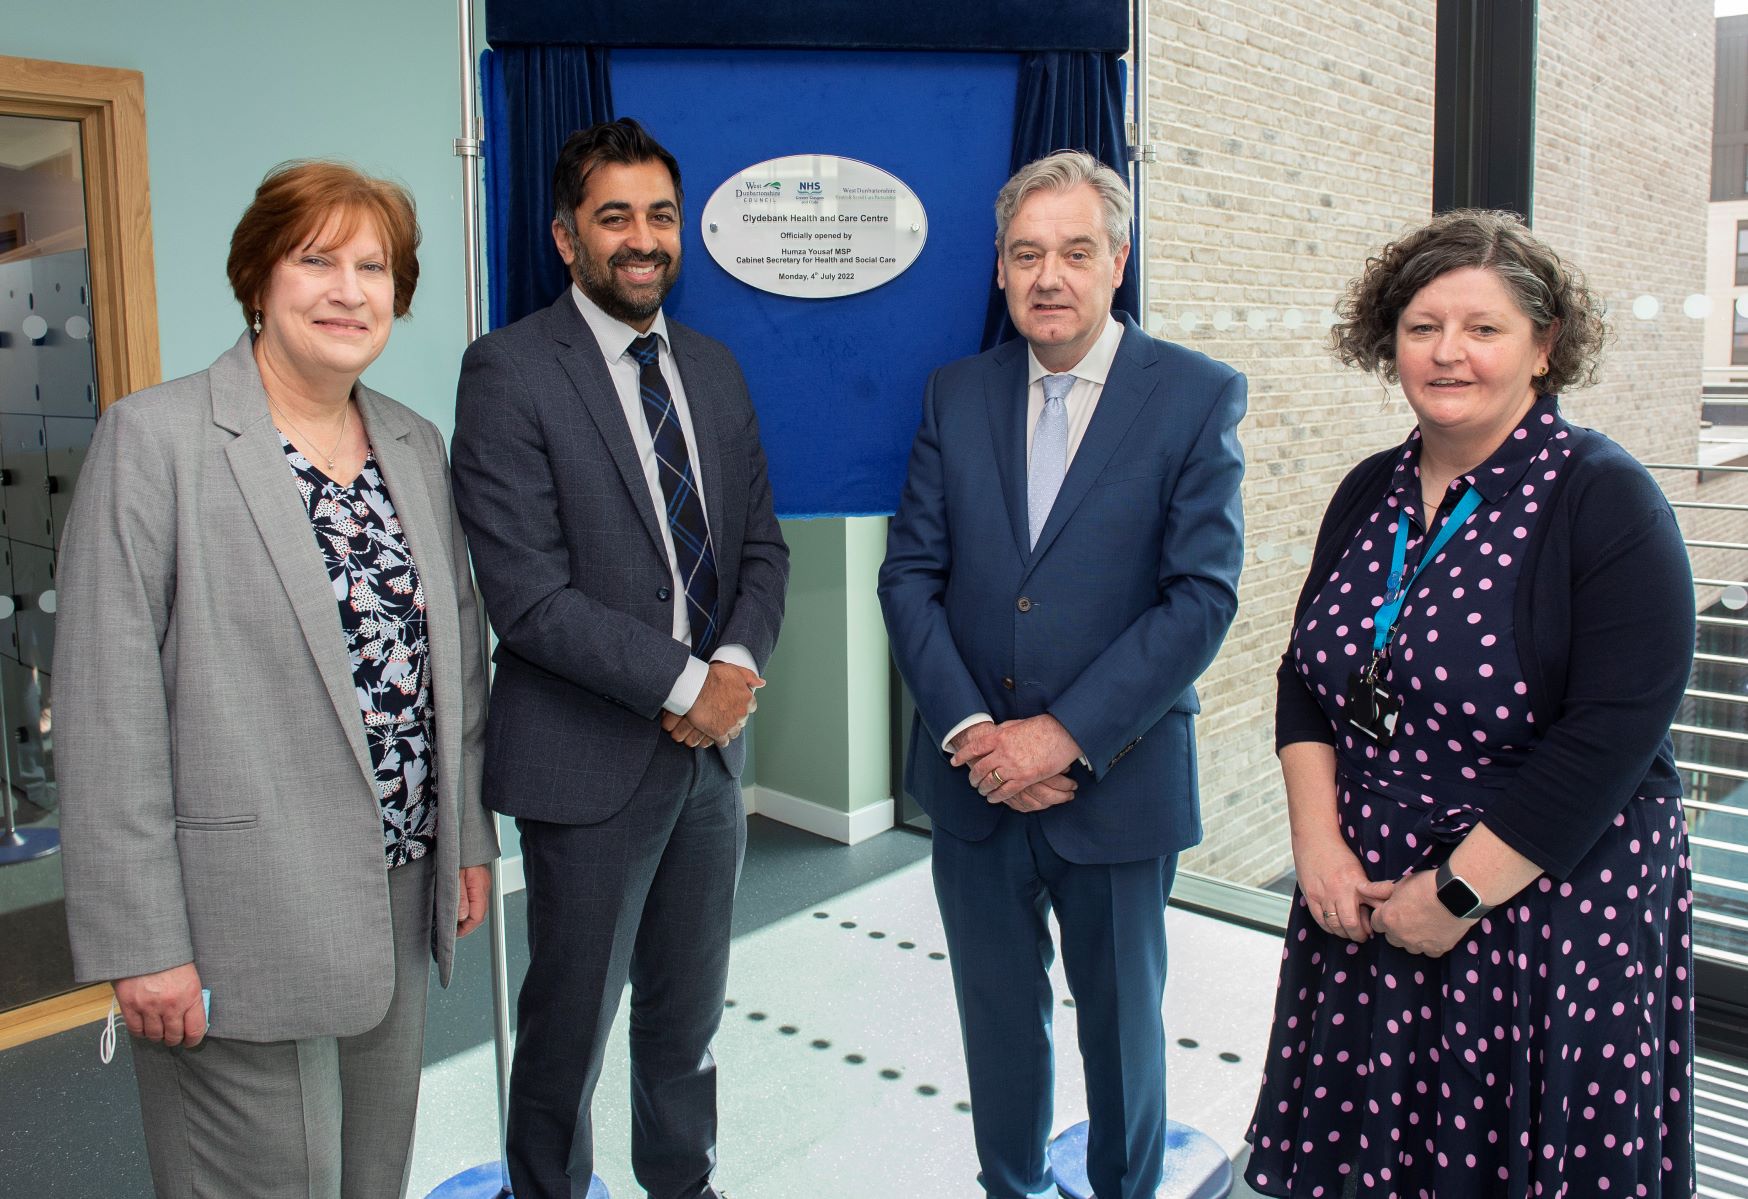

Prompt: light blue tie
[{"left": 1028, "top": 373, "right": 1073, "bottom": 549}]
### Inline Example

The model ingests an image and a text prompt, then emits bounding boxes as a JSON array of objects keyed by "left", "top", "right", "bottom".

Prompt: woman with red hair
[{"left": 56, "top": 161, "right": 497, "bottom": 1198}]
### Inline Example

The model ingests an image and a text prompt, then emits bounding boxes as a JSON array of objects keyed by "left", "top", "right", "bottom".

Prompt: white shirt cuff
[
  {"left": 662, "top": 644, "right": 758, "bottom": 717},
  {"left": 940, "top": 713, "right": 994, "bottom": 754},
  {"left": 710, "top": 643, "right": 757, "bottom": 675},
  {"left": 663, "top": 656, "right": 710, "bottom": 716}
]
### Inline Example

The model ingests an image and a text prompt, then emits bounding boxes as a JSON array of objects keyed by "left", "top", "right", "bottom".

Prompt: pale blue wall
[{"left": 11, "top": 1, "right": 475, "bottom": 429}]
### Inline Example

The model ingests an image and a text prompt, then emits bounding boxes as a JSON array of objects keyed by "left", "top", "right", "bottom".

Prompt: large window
[{"left": 1142, "top": 1, "right": 1746, "bottom": 1020}]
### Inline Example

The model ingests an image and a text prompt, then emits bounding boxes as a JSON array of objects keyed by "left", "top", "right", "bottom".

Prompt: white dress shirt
[
  {"left": 941, "top": 315, "right": 1126, "bottom": 753},
  {"left": 571, "top": 286, "right": 756, "bottom": 715}
]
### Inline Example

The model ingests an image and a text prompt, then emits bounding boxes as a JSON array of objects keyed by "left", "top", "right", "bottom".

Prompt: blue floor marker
[
  {"left": 425, "top": 1163, "right": 608, "bottom": 1199},
  {"left": 0, "top": 824, "right": 59, "bottom": 867},
  {"left": 1047, "top": 1119, "right": 1232, "bottom": 1199}
]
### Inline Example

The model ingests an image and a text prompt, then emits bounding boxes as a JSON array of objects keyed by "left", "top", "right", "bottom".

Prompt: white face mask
[{"left": 100, "top": 988, "right": 210, "bottom": 1062}]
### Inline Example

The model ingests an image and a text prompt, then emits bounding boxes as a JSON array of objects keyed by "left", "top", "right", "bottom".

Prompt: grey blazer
[
  {"left": 55, "top": 334, "right": 497, "bottom": 1043},
  {"left": 451, "top": 295, "right": 788, "bottom": 824}
]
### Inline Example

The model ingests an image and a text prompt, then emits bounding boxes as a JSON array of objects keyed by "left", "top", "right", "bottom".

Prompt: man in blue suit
[{"left": 879, "top": 150, "right": 1245, "bottom": 1199}]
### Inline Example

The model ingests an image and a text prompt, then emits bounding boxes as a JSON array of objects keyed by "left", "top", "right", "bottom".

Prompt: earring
[
  {"left": 252, "top": 310, "right": 263, "bottom": 335},
  {"left": 1534, "top": 365, "right": 1548, "bottom": 377}
]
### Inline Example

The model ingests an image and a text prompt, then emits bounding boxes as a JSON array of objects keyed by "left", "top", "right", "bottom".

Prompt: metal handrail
[
  {"left": 1680, "top": 486, "right": 1748, "bottom": 970},
  {"left": 1697, "top": 908, "right": 1748, "bottom": 934},
  {"left": 1700, "top": 1097, "right": 1748, "bottom": 1134},
  {"left": 1688, "top": 687, "right": 1748, "bottom": 706},
  {"left": 1696, "top": 944, "right": 1748, "bottom": 970},
  {"left": 1673, "top": 723, "right": 1748, "bottom": 744},
  {"left": 1679, "top": 760, "right": 1748, "bottom": 782},
  {"left": 1697, "top": 872, "right": 1748, "bottom": 897},
  {"left": 1694, "top": 834, "right": 1748, "bottom": 857},
  {"left": 1648, "top": 461, "right": 1748, "bottom": 473},
  {"left": 1686, "top": 797, "right": 1748, "bottom": 817},
  {"left": 1702, "top": 1077, "right": 1748, "bottom": 1109}
]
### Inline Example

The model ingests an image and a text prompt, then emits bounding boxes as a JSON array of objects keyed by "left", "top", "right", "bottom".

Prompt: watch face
[{"left": 1437, "top": 875, "right": 1482, "bottom": 919}]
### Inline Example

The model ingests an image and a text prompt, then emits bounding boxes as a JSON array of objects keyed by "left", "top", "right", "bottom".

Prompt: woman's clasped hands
[{"left": 1293, "top": 831, "right": 1394, "bottom": 944}]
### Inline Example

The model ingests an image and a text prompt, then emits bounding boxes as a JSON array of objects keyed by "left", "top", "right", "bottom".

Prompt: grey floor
[
  {"left": 3, "top": 816, "right": 1742, "bottom": 1197},
  {"left": 0, "top": 797, "right": 73, "bottom": 1010},
  {"left": 0, "top": 816, "right": 1291, "bottom": 1198}
]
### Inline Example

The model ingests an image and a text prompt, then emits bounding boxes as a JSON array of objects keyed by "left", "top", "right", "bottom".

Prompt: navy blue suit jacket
[{"left": 879, "top": 317, "right": 1245, "bottom": 864}]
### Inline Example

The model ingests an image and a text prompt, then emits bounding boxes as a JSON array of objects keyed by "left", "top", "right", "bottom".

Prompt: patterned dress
[
  {"left": 1244, "top": 397, "right": 1695, "bottom": 1198},
  {"left": 283, "top": 439, "right": 436, "bottom": 866}
]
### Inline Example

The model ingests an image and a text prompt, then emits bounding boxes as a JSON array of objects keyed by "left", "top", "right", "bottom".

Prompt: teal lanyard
[{"left": 1369, "top": 487, "right": 1484, "bottom": 658}]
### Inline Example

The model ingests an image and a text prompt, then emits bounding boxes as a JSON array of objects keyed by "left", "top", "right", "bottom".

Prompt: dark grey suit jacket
[
  {"left": 55, "top": 334, "right": 498, "bottom": 1042},
  {"left": 451, "top": 295, "right": 788, "bottom": 824}
]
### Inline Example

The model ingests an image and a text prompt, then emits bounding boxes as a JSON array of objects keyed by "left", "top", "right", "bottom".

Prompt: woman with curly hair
[{"left": 1243, "top": 210, "right": 1696, "bottom": 1198}]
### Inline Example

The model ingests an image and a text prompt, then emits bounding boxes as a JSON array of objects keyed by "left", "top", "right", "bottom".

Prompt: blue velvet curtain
[
  {"left": 981, "top": 51, "right": 1138, "bottom": 351},
  {"left": 481, "top": 45, "right": 614, "bottom": 330}
]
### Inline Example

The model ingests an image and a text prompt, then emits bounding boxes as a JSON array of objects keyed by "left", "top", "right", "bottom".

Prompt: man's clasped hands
[
  {"left": 950, "top": 715, "right": 1083, "bottom": 813},
  {"left": 659, "top": 661, "right": 764, "bottom": 749}
]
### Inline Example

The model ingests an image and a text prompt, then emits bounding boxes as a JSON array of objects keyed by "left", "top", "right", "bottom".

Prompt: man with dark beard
[{"left": 450, "top": 118, "right": 789, "bottom": 1199}]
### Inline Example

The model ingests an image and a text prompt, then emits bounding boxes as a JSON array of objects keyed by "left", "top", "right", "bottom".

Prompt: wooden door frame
[
  {"left": 0, "top": 54, "right": 160, "bottom": 1041},
  {"left": 0, "top": 53, "right": 160, "bottom": 407}
]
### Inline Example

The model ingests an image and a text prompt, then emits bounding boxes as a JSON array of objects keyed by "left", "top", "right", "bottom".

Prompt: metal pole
[
  {"left": 454, "top": 1, "right": 511, "bottom": 1195},
  {"left": 456, "top": 0, "right": 485, "bottom": 346},
  {"left": 0, "top": 603, "right": 60, "bottom": 867},
  {"left": 483, "top": 860, "right": 513, "bottom": 1195},
  {"left": 1129, "top": 0, "right": 1154, "bottom": 324},
  {"left": 0, "top": 671, "right": 17, "bottom": 839}
]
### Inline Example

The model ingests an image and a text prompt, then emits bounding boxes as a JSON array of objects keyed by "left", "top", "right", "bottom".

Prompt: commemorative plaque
[{"left": 701, "top": 155, "right": 928, "bottom": 299}]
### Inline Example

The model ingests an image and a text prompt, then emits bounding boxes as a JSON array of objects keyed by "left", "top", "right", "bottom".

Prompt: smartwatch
[{"left": 1435, "top": 859, "right": 1495, "bottom": 920}]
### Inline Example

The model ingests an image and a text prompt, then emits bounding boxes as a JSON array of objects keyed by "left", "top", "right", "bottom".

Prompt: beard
[{"left": 568, "top": 233, "right": 680, "bottom": 326}]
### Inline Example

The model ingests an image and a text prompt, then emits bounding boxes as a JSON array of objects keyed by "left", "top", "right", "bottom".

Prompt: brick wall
[
  {"left": 1142, "top": 0, "right": 1437, "bottom": 884},
  {"left": 1534, "top": 0, "right": 1719, "bottom": 577},
  {"left": 1146, "top": 0, "right": 1717, "bottom": 885}
]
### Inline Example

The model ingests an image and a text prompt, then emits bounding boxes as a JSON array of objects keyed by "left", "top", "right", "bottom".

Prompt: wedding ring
[
  {"left": 1323, "top": 910, "right": 1338, "bottom": 919},
  {"left": 991, "top": 769, "right": 1006, "bottom": 785}
]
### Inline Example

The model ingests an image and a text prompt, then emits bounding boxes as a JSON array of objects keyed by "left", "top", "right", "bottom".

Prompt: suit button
[
  {"left": 1016, "top": 597, "right": 1032, "bottom": 613},
  {"left": 657, "top": 586, "right": 672, "bottom": 601},
  {"left": 1002, "top": 677, "right": 1015, "bottom": 691}
]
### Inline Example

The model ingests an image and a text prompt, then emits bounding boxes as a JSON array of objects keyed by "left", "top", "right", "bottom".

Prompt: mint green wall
[
  {"left": 755, "top": 517, "right": 891, "bottom": 815},
  {"left": 841, "top": 518, "right": 893, "bottom": 810},
  {"left": 12, "top": 1, "right": 474, "bottom": 430},
  {"left": 756, "top": 520, "right": 852, "bottom": 806}
]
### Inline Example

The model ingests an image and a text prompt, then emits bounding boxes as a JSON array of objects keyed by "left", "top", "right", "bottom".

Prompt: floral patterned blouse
[{"left": 283, "top": 438, "right": 436, "bottom": 866}]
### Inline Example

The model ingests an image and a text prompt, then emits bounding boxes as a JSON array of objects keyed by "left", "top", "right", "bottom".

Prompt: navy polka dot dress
[{"left": 1244, "top": 397, "right": 1695, "bottom": 1198}]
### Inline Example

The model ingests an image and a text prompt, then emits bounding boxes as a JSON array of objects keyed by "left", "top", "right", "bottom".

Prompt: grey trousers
[
  {"left": 130, "top": 854, "right": 435, "bottom": 1199},
  {"left": 506, "top": 744, "right": 744, "bottom": 1199}
]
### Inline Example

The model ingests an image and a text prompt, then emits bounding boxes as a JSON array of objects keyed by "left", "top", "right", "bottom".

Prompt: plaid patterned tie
[{"left": 629, "top": 334, "right": 720, "bottom": 655}]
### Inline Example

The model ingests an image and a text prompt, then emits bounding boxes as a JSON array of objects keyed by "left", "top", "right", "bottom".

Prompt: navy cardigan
[{"left": 1276, "top": 423, "right": 1695, "bottom": 879}]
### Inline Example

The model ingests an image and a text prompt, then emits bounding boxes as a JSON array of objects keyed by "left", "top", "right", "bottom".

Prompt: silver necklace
[{"left": 270, "top": 400, "right": 350, "bottom": 471}]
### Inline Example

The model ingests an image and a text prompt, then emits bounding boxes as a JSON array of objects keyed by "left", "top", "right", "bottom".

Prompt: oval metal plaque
[{"left": 701, "top": 154, "right": 927, "bottom": 299}]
